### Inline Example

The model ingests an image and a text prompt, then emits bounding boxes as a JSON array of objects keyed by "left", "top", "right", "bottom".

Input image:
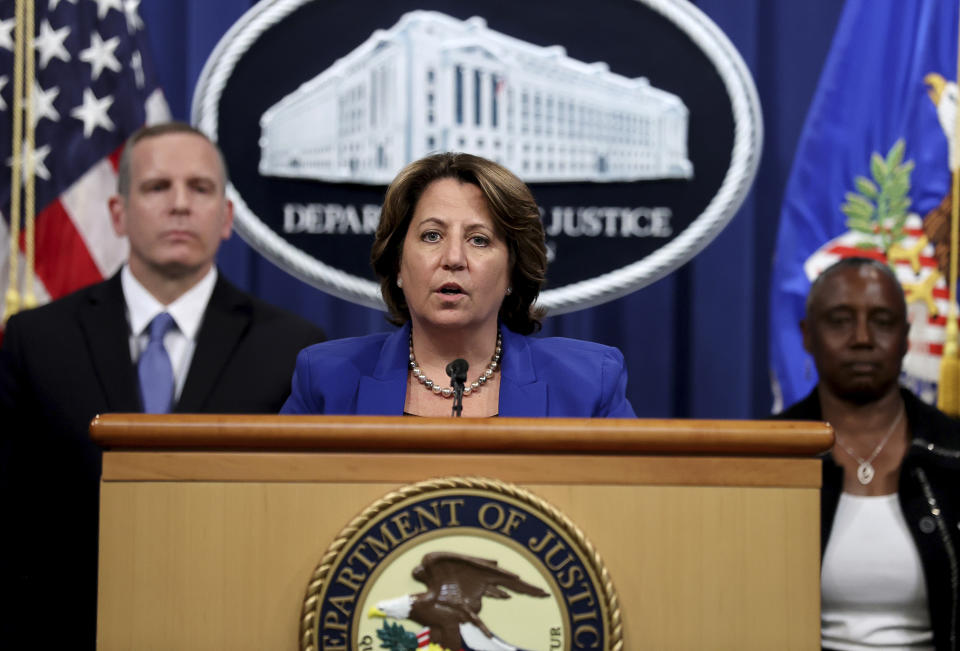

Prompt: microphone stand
[
  {"left": 451, "top": 380, "right": 465, "bottom": 417},
  {"left": 446, "top": 359, "right": 468, "bottom": 418}
]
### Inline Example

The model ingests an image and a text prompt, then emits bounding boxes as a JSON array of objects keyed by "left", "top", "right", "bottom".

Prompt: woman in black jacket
[{"left": 780, "top": 257, "right": 960, "bottom": 651}]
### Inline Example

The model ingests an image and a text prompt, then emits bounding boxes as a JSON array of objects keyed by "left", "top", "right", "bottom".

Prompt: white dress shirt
[{"left": 121, "top": 265, "right": 218, "bottom": 402}]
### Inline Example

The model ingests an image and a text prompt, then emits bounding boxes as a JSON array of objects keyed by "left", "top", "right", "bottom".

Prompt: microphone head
[{"left": 445, "top": 358, "right": 469, "bottom": 383}]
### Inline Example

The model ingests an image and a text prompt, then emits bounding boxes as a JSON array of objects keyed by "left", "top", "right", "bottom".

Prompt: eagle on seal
[{"left": 369, "top": 551, "right": 550, "bottom": 651}]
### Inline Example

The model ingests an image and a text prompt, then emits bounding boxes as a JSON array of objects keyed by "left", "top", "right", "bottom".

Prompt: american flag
[{"left": 0, "top": 0, "right": 169, "bottom": 329}]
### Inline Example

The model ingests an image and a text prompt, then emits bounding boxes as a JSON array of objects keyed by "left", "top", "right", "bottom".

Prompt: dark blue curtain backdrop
[{"left": 140, "top": 0, "right": 844, "bottom": 418}]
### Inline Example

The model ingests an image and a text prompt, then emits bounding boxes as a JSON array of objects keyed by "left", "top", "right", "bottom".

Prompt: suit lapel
[
  {"left": 356, "top": 324, "right": 409, "bottom": 415},
  {"left": 175, "top": 276, "right": 251, "bottom": 412},
  {"left": 498, "top": 327, "right": 547, "bottom": 417},
  {"left": 350, "top": 324, "right": 548, "bottom": 416},
  {"left": 78, "top": 274, "right": 141, "bottom": 411}
]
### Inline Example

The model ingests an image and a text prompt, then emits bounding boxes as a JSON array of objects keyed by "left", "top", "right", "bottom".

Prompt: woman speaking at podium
[{"left": 281, "top": 152, "right": 635, "bottom": 418}]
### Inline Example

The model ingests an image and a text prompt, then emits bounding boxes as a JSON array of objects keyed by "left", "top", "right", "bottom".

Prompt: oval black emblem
[{"left": 193, "top": 0, "right": 761, "bottom": 313}]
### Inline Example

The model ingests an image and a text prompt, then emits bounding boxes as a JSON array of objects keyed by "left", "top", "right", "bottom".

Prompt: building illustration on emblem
[{"left": 259, "top": 10, "right": 693, "bottom": 184}]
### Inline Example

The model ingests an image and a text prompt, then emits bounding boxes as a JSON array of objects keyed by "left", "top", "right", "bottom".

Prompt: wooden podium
[{"left": 91, "top": 415, "right": 831, "bottom": 650}]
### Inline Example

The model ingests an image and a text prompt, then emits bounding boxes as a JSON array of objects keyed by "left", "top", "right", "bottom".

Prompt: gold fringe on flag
[
  {"left": 3, "top": 0, "right": 26, "bottom": 323},
  {"left": 937, "top": 9, "right": 960, "bottom": 415},
  {"left": 22, "top": 0, "right": 36, "bottom": 310},
  {"left": 4, "top": 0, "right": 37, "bottom": 324}
]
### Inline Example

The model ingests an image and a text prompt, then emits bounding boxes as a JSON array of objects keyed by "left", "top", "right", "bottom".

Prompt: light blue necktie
[{"left": 138, "top": 312, "right": 176, "bottom": 413}]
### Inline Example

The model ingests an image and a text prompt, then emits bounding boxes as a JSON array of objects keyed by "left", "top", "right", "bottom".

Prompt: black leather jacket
[{"left": 781, "top": 387, "right": 960, "bottom": 650}]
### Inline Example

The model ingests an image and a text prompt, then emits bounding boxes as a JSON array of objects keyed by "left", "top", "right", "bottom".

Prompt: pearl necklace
[
  {"left": 408, "top": 331, "right": 502, "bottom": 398},
  {"left": 833, "top": 404, "right": 905, "bottom": 485}
]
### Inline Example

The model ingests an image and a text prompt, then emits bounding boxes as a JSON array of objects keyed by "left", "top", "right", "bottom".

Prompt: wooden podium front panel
[{"left": 97, "top": 452, "right": 820, "bottom": 651}]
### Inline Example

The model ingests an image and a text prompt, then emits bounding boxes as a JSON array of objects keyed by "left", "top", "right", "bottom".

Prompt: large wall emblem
[
  {"left": 194, "top": 0, "right": 761, "bottom": 313},
  {"left": 301, "top": 478, "right": 620, "bottom": 651},
  {"left": 260, "top": 11, "right": 693, "bottom": 186}
]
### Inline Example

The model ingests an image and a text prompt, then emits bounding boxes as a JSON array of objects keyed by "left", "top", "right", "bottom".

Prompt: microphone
[{"left": 446, "top": 358, "right": 469, "bottom": 417}]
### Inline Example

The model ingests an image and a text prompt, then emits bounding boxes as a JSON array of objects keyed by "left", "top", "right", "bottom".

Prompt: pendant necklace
[{"left": 834, "top": 404, "right": 905, "bottom": 485}]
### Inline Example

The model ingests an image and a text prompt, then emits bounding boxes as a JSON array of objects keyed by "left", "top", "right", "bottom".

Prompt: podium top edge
[{"left": 90, "top": 414, "right": 833, "bottom": 457}]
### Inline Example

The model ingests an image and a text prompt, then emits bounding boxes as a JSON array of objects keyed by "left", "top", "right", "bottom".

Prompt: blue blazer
[{"left": 281, "top": 323, "right": 636, "bottom": 417}]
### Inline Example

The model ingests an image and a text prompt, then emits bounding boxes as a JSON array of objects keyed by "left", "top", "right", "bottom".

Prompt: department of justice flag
[{"left": 770, "top": 0, "right": 958, "bottom": 411}]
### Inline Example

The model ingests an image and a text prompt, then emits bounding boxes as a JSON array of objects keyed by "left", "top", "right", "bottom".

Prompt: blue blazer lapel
[
  {"left": 356, "top": 324, "right": 409, "bottom": 415},
  {"left": 498, "top": 327, "right": 547, "bottom": 417}
]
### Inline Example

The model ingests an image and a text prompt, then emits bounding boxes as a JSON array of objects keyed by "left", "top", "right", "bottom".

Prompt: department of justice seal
[{"left": 301, "top": 477, "right": 621, "bottom": 651}]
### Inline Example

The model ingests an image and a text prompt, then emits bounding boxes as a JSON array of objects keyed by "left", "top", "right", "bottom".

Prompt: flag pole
[{"left": 937, "top": 5, "right": 960, "bottom": 416}]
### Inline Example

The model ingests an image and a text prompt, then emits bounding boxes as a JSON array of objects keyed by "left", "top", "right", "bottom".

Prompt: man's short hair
[
  {"left": 805, "top": 256, "right": 907, "bottom": 319},
  {"left": 116, "top": 122, "right": 230, "bottom": 197}
]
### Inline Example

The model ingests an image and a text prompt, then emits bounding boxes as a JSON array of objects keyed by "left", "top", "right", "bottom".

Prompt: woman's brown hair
[{"left": 371, "top": 152, "right": 547, "bottom": 334}]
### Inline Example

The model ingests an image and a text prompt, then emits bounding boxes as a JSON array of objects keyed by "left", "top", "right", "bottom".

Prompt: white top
[
  {"left": 121, "top": 265, "right": 218, "bottom": 401},
  {"left": 821, "top": 492, "right": 934, "bottom": 650}
]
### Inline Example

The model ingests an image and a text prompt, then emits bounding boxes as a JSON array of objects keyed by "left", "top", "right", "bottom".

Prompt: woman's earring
[
  {"left": 397, "top": 277, "right": 403, "bottom": 288},
  {"left": 505, "top": 287, "right": 512, "bottom": 295}
]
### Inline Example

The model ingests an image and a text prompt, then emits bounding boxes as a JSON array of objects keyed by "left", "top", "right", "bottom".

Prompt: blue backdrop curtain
[{"left": 140, "top": 0, "right": 845, "bottom": 418}]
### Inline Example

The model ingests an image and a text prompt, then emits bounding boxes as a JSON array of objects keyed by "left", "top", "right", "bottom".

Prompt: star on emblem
[
  {"left": 71, "top": 88, "right": 115, "bottom": 137},
  {"left": 79, "top": 31, "right": 122, "bottom": 81},
  {"left": 34, "top": 19, "right": 72, "bottom": 69},
  {"left": 0, "top": 76, "right": 8, "bottom": 111}
]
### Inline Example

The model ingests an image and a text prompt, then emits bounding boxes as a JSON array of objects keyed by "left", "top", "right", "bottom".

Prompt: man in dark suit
[{"left": 0, "top": 122, "right": 325, "bottom": 647}]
